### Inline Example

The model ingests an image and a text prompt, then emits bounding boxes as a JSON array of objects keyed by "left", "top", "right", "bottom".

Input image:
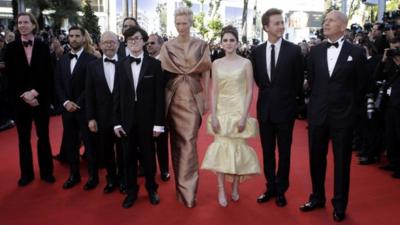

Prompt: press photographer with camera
[{"left": 375, "top": 37, "right": 400, "bottom": 178}]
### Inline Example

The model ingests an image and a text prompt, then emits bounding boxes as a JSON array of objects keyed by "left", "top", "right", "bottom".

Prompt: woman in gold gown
[
  {"left": 201, "top": 26, "right": 261, "bottom": 207},
  {"left": 159, "top": 6, "right": 211, "bottom": 208}
]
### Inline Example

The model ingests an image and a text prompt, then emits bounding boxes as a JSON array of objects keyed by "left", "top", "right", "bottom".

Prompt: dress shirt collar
[
  {"left": 327, "top": 36, "right": 345, "bottom": 49},
  {"left": 129, "top": 51, "right": 144, "bottom": 61},
  {"left": 103, "top": 54, "right": 118, "bottom": 62},
  {"left": 70, "top": 47, "right": 84, "bottom": 59},
  {"left": 267, "top": 38, "right": 282, "bottom": 49}
]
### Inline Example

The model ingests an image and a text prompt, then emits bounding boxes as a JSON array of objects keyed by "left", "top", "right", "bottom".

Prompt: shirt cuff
[
  {"left": 63, "top": 100, "right": 70, "bottom": 107},
  {"left": 114, "top": 125, "right": 122, "bottom": 131},
  {"left": 153, "top": 126, "right": 164, "bottom": 133}
]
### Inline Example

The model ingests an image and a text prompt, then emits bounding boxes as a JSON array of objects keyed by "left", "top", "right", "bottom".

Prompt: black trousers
[
  {"left": 359, "top": 111, "right": 385, "bottom": 159},
  {"left": 94, "top": 127, "right": 125, "bottom": 183},
  {"left": 15, "top": 104, "right": 53, "bottom": 179},
  {"left": 154, "top": 130, "right": 169, "bottom": 174},
  {"left": 259, "top": 119, "right": 295, "bottom": 195},
  {"left": 308, "top": 124, "right": 353, "bottom": 212},
  {"left": 385, "top": 108, "right": 400, "bottom": 171},
  {"left": 122, "top": 122, "right": 158, "bottom": 195},
  {"left": 61, "top": 109, "right": 95, "bottom": 176}
]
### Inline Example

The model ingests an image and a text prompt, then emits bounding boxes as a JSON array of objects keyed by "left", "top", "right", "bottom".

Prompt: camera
[
  {"left": 375, "top": 80, "right": 388, "bottom": 111},
  {"left": 366, "top": 93, "right": 375, "bottom": 119}
]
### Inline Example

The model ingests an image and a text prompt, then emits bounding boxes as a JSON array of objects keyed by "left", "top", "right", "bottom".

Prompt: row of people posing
[{"left": 4, "top": 7, "right": 366, "bottom": 222}]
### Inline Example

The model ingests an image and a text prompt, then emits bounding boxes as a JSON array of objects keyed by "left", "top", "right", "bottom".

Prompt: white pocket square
[{"left": 347, "top": 56, "right": 353, "bottom": 61}]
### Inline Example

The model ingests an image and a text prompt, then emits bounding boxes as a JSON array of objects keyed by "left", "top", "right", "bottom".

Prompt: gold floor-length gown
[
  {"left": 159, "top": 37, "right": 211, "bottom": 207},
  {"left": 201, "top": 64, "right": 261, "bottom": 182}
]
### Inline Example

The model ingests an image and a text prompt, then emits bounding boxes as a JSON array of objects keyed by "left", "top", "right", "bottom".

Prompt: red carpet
[{"left": 1, "top": 99, "right": 400, "bottom": 225}]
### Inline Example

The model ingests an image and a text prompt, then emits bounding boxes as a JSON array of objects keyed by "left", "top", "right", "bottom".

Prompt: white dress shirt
[
  {"left": 266, "top": 38, "right": 282, "bottom": 80},
  {"left": 103, "top": 55, "right": 118, "bottom": 93},
  {"left": 70, "top": 47, "right": 84, "bottom": 74},
  {"left": 327, "top": 36, "right": 345, "bottom": 77},
  {"left": 114, "top": 51, "right": 164, "bottom": 133}
]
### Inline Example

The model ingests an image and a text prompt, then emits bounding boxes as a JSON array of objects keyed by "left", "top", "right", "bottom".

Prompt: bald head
[
  {"left": 100, "top": 31, "right": 119, "bottom": 58},
  {"left": 323, "top": 10, "right": 348, "bottom": 41}
]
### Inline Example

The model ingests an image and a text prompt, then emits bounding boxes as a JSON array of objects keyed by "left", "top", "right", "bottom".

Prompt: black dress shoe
[
  {"left": 18, "top": 176, "right": 34, "bottom": 187},
  {"left": 333, "top": 210, "right": 346, "bottom": 222},
  {"left": 63, "top": 175, "right": 81, "bottom": 189},
  {"left": 103, "top": 182, "right": 117, "bottom": 193},
  {"left": 359, "top": 157, "right": 377, "bottom": 165},
  {"left": 148, "top": 192, "right": 160, "bottom": 205},
  {"left": 299, "top": 201, "right": 325, "bottom": 212},
  {"left": 275, "top": 194, "right": 287, "bottom": 207},
  {"left": 122, "top": 194, "right": 138, "bottom": 208},
  {"left": 161, "top": 172, "right": 170, "bottom": 182},
  {"left": 119, "top": 183, "right": 127, "bottom": 194},
  {"left": 41, "top": 175, "right": 56, "bottom": 183},
  {"left": 379, "top": 164, "right": 396, "bottom": 171},
  {"left": 257, "top": 191, "right": 275, "bottom": 203},
  {"left": 83, "top": 178, "right": 99, "bottom": 190}
]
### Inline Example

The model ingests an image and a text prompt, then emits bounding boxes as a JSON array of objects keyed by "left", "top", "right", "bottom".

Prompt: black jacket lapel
[
  {"left": 331, "top": 41, "right": 351, "bottom": 78},
  {"left": 137, "top": 54, "right": 150, "bottom": 88}
]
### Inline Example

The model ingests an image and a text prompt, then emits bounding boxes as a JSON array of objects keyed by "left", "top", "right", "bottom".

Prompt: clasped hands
[{"left": 20, "top": 89, "right": 39, "bottom": 107}]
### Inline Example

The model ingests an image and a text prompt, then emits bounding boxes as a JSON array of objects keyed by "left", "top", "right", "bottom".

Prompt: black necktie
[
  {"left": 270, "top": 44, "right": 276, "bottom": 80},
  {"left": 69, "top": 53, "right": 78, "bottom": 60},
  {"left": 104, "top": 58, "right": 116, "bottom": 64},
  {"left": 22, "top": 40, "right": 32, "bottom": 47},
  {"left": 326, "top": 42, "right": 339, "bottom": 48},
  {"left": 129, "top": 56, "right": 141, "bottom": 65}
]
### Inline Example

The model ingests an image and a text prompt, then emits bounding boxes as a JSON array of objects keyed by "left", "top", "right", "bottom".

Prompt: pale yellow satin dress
[
  {"left": 159, "top": 37, "right": 211, "bottom": 208},
  {"left": 201, "top": 66, "right": 261, "bottom": 182}
]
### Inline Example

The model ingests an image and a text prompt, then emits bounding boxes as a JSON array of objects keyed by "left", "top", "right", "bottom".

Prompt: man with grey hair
[
  {"left": 85, "top": 31, "right": 126, "bottom": 193},
  {"left": 299, "top": 10, "right": 367, "bottom": 222},
  {"left": 147, "top": 34, "right": 164, "bottom": 59}
]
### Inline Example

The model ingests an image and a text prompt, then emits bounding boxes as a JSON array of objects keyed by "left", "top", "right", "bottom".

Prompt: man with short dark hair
[
  {"left": 113, "top": 26, "right": 165, "bottom": 208},
  {"left": 117, "top": 17, "right": 139, "bottom": 59},
  {"left": 55, "top": 26, "right": 97, "bottom": 190},
  {"left": 252, "top": 8, "right": 304, "bottom": 207}
]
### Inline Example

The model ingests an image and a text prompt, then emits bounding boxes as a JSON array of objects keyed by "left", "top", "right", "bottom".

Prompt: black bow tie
[
  {"left": 22, "top": 40, "right": 33, "bottom": 47},
  {"left": 129, "top": 56, "right": 141, "bottom": 65},
  {"left": 104, "top": 58, "right": 116, "bottom": 64},
  {"left": 69, "top": 53, "right": 78, "bottom": 59},
  {"left": 326, "top": 42, "right": 339, "bottom": 48}
]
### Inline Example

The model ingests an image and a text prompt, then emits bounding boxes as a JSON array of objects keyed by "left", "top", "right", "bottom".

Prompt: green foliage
[
  {"left": 193, "top": 12, "right": 208, "bottom": 38},
  {"left": 182, "top": 0, "right": 192, "bottom": 8},
  {"left": 81, "top": 0, "right": 101, "bottom": 42},
  {"left": 156, "top": 2, "right": 167, "bottom": 34},
  {"left": 49, "top": 0, "right": 81, "bottom": 31}
]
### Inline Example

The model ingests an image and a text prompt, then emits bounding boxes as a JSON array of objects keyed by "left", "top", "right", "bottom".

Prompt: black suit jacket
[
  {"left": 113, "top": 53, "right": 165, "bottom": 133},
  {"left": 251, "top": 39, "right": 304, "bottom": 123},
  {"left": 54, "top": 51, "right": 97, "bottom": 110},
  {"left": 86, "top": 58, "right": 117, "bottom": 129},
  {"left": 307, "top": 41, "right": 367, "bottom": 128},
  {"left": 4, "top": 38, "right": 52, "bottom": 108}
]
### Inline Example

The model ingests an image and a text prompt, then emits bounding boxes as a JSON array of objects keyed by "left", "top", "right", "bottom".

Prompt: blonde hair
[{"left": 174, "top": 6, "right": 193, "bottom": 24}]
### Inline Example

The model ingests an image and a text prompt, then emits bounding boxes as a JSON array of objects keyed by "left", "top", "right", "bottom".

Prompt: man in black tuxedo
[
  {"left": 146, "top": 33, "right": 170, "bottom": 181},
  {"left": 251, "top": 8, "right": 303, "bottom": 207},
  {"left": 3, "top": 13, "right": 55, "bottom": 186},
  {"left": 299, "top": 11, "right": 367, "bottom": 222},
  {"left": 113, "top": 26, "right": 165, "bottom": 208},
  {"left": 54, "top": 26, "right": 97, "bottom": 189},
  {"left": 85, "top": 31, "right": 126, "bottom": 193}
]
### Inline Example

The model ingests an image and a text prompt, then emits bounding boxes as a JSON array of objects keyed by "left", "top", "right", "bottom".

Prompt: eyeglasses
[
  {"left": 127, "top": 36, "right": 143, "bottom": 42},
  {"left": 102, "top": 40, "right": 117, "bottom": 45},
  {"left": 148, "top": 41, "right": 156, "bottom": 45}
]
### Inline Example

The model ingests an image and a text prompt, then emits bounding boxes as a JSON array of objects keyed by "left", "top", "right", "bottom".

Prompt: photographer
[
  {"left": 375, "top": 37, "right": 400, "bottom": 178},
  {"left": 370, "top": 22, "right": 389, "bottom": 54},
  {"left": 358, "top": 40, "right": 385, "bottom": 165}
]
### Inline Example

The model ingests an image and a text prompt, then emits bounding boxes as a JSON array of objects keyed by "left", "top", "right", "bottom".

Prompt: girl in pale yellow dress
[{"left": 201, "top": 26, "right": 261, "bottom": 207}]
